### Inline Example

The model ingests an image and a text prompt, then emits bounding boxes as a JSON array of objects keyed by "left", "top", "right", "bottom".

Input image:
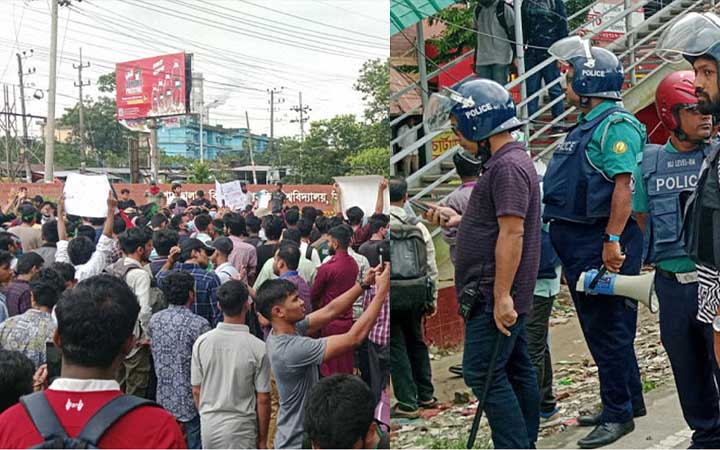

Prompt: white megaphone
[{"left": 576, "top": 268, "right": 659, "bottom": 313}]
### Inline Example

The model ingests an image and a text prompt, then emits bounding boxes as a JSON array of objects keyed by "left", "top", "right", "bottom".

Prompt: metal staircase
[{"left": 400, "top": 0, "right": 716, "bottom": 202}]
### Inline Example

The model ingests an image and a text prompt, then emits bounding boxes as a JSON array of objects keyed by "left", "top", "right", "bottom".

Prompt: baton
[{"left": 467, "top": 330, "right": 504, "bottom": 449}]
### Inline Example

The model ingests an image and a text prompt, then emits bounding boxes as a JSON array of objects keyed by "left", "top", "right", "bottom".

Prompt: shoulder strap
[
  {"left": 390, "top": 213, "right": 407, "bottom": 225},
  {"left": 641, "top": 143, "right": 663, "bottom": 179},
  {"left": 76, "top": 395, "right": 157, "bottom": 447},
  {"left": 305, "top": 243, "right": 313, "bottom": 260},
  {"left": 20, "top": 392, "right": 68, "bottom": 442},
  {"left": 496, "top": 1, "right": 512, "bottom": 39}
]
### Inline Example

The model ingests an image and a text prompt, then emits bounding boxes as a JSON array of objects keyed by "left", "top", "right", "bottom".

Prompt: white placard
[
  {"left": 219, "top": 180, "right": 248, "bottom": 210},
  {"left": 254, "top": 189, "right": 271, "bottom": 217},
  {"left": 334, "top": 175, "right": 389, "bottom": 218},
  {"left": 64, "top": 173, "right": 111, "bottom": 218}
]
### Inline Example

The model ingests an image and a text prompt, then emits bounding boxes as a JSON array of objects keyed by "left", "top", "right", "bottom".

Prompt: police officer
[
  {"left": 542, "top": 36, "right": 646, "bottom": 448},
  {"left": 631, "top": 70, "right": 720, "bottom": 448},
  {"left": 424, "top": 78, "right": 541, "bottom": 448},
  {"left": 657, "top": 12, "right": 720, "bottom": 431}
]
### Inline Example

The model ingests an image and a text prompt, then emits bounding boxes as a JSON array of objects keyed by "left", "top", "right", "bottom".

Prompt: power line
[
  {"left": 237, "top": 0, "right": 386, "bottom": 42},
  {"left": 120, "top": 0, "right": 380, "bottom": 60}
]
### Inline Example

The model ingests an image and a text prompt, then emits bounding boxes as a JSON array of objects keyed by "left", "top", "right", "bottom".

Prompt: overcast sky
[{"left": 0, "top": 0, "right": 388, "bottom": 139}]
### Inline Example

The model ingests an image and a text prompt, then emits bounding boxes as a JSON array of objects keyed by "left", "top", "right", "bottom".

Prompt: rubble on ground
[{"left": 391, "top": 287, "right": 670, "bottom": 448}]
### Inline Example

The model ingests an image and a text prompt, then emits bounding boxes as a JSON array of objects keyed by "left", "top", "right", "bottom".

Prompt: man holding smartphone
[{"left": 423, "top": 77, "right": 541, "bottom": 448}]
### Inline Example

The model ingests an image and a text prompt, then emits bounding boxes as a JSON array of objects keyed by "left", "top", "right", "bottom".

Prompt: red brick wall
[
  {"left": 424, "top": 286, "right": 464, "bottom": 349},
  {"left": 0, "top": 183, "right": 336, "bottom": 213}
]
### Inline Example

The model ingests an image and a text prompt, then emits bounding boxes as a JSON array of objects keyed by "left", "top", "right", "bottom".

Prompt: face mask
[
  {"left": 186, "top": 221, "right": 195, "bottom": 232},
  {"left": 209, "top": 211, "right": 217, "bottom": 219}
]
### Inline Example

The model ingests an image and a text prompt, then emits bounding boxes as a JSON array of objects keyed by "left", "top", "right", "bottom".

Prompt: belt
[{"left": 656, "top": 268, "right": 698, "bottom": 284}]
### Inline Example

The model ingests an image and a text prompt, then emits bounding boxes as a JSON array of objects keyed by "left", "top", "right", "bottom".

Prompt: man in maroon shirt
[
  {"left": 310, "top": 224, "right": 359, "bottom": 376},
  {"left": 0, "top": 274, "right": 185, "bottom": 448},
  {"left": 5, "top": 252, "right": 43, "bottom": 317}
]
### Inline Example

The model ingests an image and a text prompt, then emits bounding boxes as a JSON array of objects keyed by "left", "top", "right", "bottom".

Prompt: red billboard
[{"left": 115, "top": 52, "right": 190, "bottom": 120}]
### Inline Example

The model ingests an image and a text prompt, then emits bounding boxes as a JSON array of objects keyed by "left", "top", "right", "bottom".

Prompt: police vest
[
  {"left": 543, "top": 106, "right": 638, "bottom": 223},
  {"left": 684, "top": 142, "right": 720, "bottom": 269},
  {"left": 641, "top": 143, "right": 706, "bottom": 264}
]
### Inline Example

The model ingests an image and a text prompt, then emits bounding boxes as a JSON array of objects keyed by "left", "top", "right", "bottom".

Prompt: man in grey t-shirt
[{"left": 258, "top": 262, "right": 390, "bottom": 449}]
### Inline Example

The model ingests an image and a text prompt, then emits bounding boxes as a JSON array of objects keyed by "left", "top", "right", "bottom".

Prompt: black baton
[{"left": 467, "top": 329, "right": 504, "bottom": 449}]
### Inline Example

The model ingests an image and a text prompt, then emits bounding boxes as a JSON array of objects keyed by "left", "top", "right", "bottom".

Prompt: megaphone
[{"left": 576, "top": 268, "right": 659, "bottom": 313}]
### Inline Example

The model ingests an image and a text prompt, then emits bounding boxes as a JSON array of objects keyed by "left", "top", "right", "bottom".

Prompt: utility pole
[
  {"left": 267, "top": 87, "right": 284, "bottom": 162},
  {"left": 245, "top": 111, "right": 257, "bottom": 184},
  {"left": 16, "top": 50, "right": 34, "bottom": 183},
  {"left": 198, "top": 74, "right": 205, "bottom": 163},
  {"left": 290, "top": 91, "right": 311, "bottom": 142},
  {"left": 2, "top": 85, "right": 14, "bottom": 179},
  {"left": 44, "top": 0, "right": 60, "bottom": 182},
  {"left": 148, "top": 118, "right": 159, "bottom": 182},
  {"left": 73, "top": 47, "right": 91, "bottom": 172}
]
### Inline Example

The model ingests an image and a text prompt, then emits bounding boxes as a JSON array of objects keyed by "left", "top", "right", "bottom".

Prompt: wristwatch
[
  {"left": 603, "top": 233, "right": 621, "bottom": 243},
  {"left": 713, "top": 316, "right": 720, "bottom": 333}
]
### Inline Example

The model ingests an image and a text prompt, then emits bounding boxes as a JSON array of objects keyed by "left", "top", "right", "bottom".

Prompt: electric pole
[
  {"left": 73, "top": 47, "right": 90, "bottom": 172},
  {"left": 17, "top": 50, "right": 35, "bottom": 182},
  {"left": 290, "top": 91, "right": 311, "bottom": 142},
  {"left": 44, "top": 0, "right": 59, "bottom": 182},
  {"left": 148, "top": 118, "right": 159, "bottom": 182},
  {"left": 44, "top": 0, "right": 78, "bottom": 182},
  {"left": 267, "top": 86, "right": 284, "bottom": 160},
  {"left": 245, "top": 111, "right": 257, "bottom": 184}
]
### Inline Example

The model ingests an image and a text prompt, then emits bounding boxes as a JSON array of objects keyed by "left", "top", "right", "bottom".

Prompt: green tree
[
  {"left": 97, "top": 71, "right": 116, "bottom": 93},
  {"left": 345, "top": 147, "right": 390, "bottom": 177},
  {"left": 354, "top": 59, "right": 390, "bottom": 123},
  {"left": 427, "top": 6, "right": 475, "bottom": 65},
  {"left": 187, "top": 161, "right": 212, "bottom": 183},
  {"left": 58, "top": 97, "right": 132, "bottom": 166}
]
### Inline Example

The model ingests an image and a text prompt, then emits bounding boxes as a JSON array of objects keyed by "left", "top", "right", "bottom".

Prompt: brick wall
[
  {"left": 424, "top": 286, "right": 464, "bottom": 349},
  {"left": 0, "top": 183, "right": 336, "bottom": 213}
]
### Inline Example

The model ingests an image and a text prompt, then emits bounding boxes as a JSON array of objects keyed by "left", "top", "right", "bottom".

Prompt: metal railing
[
  {"left": 398, "top": 0, "right": 712, "bottom": 205},
  {"left": 395, "top": 0, "right": 658, "bottom": 189}
]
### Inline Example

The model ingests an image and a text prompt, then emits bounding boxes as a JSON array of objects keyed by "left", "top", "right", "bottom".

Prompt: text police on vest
[{"left": 656, "top": 174, "right": 698, "bottom": 191}]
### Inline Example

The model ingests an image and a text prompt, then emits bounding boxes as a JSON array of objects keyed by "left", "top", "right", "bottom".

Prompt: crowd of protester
[{"left": 0, "top": 180, "right": 391, "bottom": 449}]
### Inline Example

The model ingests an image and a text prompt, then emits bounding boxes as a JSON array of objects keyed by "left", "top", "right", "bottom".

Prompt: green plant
[
  {"left": 345, "top": 147, "right": 390, "bottom": 177},
  {"left": 187, "top": 161, "right": 212, "bottom": 184}
]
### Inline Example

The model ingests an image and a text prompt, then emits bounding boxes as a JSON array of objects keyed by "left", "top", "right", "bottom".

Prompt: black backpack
[
  {"left": 475, "top": 1, "right": 513, "bottom": 40},
  {"left": 389, "top": 214, "right": 434, "bottom": 313},
  {"left": 20, "top": 392, "right": 157, "bottom": 449}
]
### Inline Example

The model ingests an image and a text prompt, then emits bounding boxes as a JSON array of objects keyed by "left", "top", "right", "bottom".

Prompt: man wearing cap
[
  {"left": 542, "top": 37, "right": 647, "bottom": 447},
  {"left": 211, "top": 237, "right": 239, "bottom": 284},
  {"left": 157, "top": 238, "right": 222, "bottom": 326},
  {"left": 8, "top": 204, "right": 42, "bottom": 252}
]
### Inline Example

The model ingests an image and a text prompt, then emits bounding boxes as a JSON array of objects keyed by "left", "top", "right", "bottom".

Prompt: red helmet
[{"left": 655, "top": 71, "right": 697, "bottom": 133}]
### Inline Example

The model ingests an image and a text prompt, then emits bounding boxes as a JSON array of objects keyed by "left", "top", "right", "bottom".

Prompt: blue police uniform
[
  {"left": 543, "top": 101, "right": 646, "bottom": 424},
  {"left": 634, "top": 141, "right": 720, "bottom": 447}
]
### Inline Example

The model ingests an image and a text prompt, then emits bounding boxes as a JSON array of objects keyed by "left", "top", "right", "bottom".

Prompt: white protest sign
[
  {"left": 255, "top": 189, "right": 271, "bottom": 217},
  {"left": 334, "top": 175, "right": 389, "bottom": 217},
  {"left": 214, "top": 179, "right": 225, "bottom": 206},
  {"left": 219, "top": 180, "right": 248, "bottom": 210},
  {"left": 63, "top": 173, "right": 111, "bottom": 218}
]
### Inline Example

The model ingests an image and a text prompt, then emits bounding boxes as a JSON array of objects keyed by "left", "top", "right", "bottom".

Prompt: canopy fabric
[{"left": 390, "top": 0, "right": 460, "bottom": 35}]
